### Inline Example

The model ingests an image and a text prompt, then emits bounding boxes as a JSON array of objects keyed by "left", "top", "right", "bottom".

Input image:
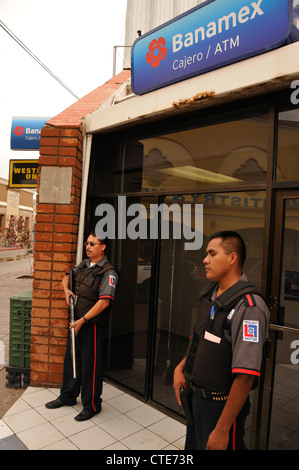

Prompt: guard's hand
[
  {"left": 70, "top": 318, "right": 83, "bottom": 335},
  {"left": 206, "top": 428, "right": 229, "bottom": 450},
  {"left": 173, "top": 366, "right": 187, "bottom": 406},
  {"left": 64, "top": 289, "right": 75, "bottom": 305}
]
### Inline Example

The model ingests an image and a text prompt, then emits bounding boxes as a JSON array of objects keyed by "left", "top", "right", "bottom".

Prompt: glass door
[
  {"left": 151, "top": 190, "right": 267, "bottom": 434},
  {"left": 260, "top": 191, "right": 299, "bottom": 450},
  {"left": 102, "top": 196, "right": 157, "bottom": 396}
]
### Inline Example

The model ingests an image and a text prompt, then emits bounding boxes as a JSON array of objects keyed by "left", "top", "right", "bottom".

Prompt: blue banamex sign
[
  {"left": 131, "top": 0, "right": 299, "bottom": 95},
  {"left": 11, "top": 117, "right": 51, "bottom": 150}
]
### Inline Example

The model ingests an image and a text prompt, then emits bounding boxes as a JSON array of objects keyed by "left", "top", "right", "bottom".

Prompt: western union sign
[{"left": 9, "top": 160, "right": 38, "bottom": 188}]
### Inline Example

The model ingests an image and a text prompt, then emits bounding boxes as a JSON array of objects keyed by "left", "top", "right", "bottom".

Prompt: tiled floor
[
  {"left": 0, "top": 382, "right": 186, "bottom": 450},
  {"left": 267, "top": 364, "right": 299, "bottom": 450}
]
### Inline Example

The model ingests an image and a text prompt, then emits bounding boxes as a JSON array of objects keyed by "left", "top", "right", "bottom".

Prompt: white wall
[{"left": 123, "top": 0, "right": 205, "bottom": 68}]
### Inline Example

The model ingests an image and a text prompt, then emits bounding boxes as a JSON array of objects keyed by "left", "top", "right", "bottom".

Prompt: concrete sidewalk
[
  {"left": 0, "top": 251, "right": 33, "bottom": 370},
  {"left": 0, "top": 383, "right": 185, "bottom": 450}
]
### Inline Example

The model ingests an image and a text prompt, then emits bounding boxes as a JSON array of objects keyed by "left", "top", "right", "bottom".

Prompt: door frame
[{"left": 258, "top": 189, "right": 299, "bottom": 449}]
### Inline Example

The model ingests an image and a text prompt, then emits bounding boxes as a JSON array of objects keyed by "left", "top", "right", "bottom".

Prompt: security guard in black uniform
[
  {"left": 173, "top": 231, "right": 269, "bottom": 450},
  {"left": 45, "top": 231, "right": 118, "bottom": 421}
]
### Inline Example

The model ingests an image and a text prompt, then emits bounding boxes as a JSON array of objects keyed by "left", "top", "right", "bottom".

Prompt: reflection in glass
[
  {"left": 277, "top": 106, "right": 299, "bottom": 182},
  {"left": 103, "top": 197, "right": 155, "bottom": 395},
  {"left": 279, "top": 199, "right": 299, "bottom": 328},
  {"left": 268, "top": 332, "right": 299, "bottom": 450},
  {"left": 140, "top": 113, "right": 269, "bottom": 192},
  {"left": 152, "top": 192, "right": 266, "bottom": 429},
  {"left": 268, "top": 198, "right": 299, "bottom": 450},
  {"left": 90, "top": 106, "right": 269, "bottom": 197}
]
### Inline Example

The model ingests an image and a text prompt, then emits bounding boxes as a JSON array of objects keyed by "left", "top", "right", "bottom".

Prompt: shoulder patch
[
  {"left": 243, "top": 320, "right": 259, "bottom": 342},
  {"left": 109, "top": 275, "right": 116, "bottom": 288}
]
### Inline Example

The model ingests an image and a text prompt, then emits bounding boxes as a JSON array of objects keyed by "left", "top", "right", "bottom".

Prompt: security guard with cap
[
  {"left": 173, "top": 231, "right": 269, "bottom": 450},
  {"left": 45, "top": 231, "right": 118, "bottom": 421}
]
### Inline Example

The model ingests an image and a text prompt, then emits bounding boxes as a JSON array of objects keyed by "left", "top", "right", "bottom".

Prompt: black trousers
[
  {"left": 185, "top": 389, "right": 250, "bottom": 450},
  {"left": 59, "top": 323, "right": 108, "bottom": 413}
]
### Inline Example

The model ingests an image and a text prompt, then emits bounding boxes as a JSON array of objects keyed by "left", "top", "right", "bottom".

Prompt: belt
[{"left": 189, "top": 382, "right": 228, "bottom": 402}]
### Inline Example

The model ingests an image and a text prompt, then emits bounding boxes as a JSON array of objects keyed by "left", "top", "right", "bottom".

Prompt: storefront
[
  {"left": 33, "top": 1, "right": 299, "bottom": 450},
  {"left": 81, "top": 86, "right": 299, "bottom": 450},
  {"left": 81, "top": 13, "right": 299, "bottom": 449}
]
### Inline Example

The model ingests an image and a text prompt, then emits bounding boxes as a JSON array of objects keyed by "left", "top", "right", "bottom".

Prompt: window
[
  {"left": 140, "top": 111, "right": 269, "bottom": 193},
  {"left": 277, "top": 100, "right": 299, "bottom": 182},
  {"left": 152, "top": 191, "right": 266, "bottom": 414},
  {"left": 91, "top": 105, "right": 269, "bottom": 197}
]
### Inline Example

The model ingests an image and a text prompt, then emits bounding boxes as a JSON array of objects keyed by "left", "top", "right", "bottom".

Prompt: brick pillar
[
  {"left": 30, "top": 124, "right": 83, "bottom": 387},
  {"left": 29, "top": 70, "right": 131, "bottom": 387}
]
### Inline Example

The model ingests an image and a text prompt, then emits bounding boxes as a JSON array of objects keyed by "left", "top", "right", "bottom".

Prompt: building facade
[
  {"left": 0, "top": 177, "right": 35, "bottom": 240},
  {"left": 123, "top": 0, "right": 205, "bottom": 67},
  {"left": 30, "top": 1, "right": 299, "bottom": 450}
]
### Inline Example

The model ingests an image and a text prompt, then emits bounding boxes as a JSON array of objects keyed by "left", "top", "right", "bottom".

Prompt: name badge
[{"left": 204, "top": 331, "right": 221, "bottom": 344}]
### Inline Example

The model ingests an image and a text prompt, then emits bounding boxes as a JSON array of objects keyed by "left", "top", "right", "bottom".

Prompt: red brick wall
[
  {"left": 30, "top": 125, "right": 83, "bottom": 387},
  {"left": 30, "top": 70, "right": 131, "bottom": 387}
]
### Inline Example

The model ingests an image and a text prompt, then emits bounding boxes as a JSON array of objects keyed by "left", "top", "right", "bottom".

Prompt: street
[
  {"left": 0, "top": 252, "right": 33, "bottom": 367},
  {"left": 0, "top": 251, "right": 33, "bottom": 418},
  {"left": 0, "top": 257, "right": 33, "bottom": 276}
]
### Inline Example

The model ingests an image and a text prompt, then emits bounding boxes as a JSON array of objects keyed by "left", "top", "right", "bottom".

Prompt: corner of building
[{"left": 30, "top": 70, "right": 131, "bottom": 387}]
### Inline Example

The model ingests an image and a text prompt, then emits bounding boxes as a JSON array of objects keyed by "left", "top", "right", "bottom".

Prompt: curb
[{"left": 0, "top": 253, "right": 29, "bottom": 263}]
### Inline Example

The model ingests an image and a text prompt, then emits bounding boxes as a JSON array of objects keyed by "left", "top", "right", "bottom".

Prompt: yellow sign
[{"left": 9, "top": 160, "right": 38, "bottom": 188}]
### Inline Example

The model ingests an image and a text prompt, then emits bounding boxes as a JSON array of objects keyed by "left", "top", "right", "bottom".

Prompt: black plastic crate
[{"left": 6, "top": 365, "right": 30, "bottom": 389}]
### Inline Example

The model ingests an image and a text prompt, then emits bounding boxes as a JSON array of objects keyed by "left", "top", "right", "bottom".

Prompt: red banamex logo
[
  {"left": 146, "top": 37, "right": 167, "bottom": 68},
  {"left": 14, "top": 126, "right": 24, "bottom": 136}
]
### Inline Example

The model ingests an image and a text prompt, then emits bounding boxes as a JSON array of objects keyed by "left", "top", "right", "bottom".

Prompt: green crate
[{"left": 9, "top": 290, "right": 32, "bottom": 368}]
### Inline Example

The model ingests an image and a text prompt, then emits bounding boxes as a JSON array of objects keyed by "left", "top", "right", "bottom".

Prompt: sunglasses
[{"left": 84, "top": 241, "right": 101, "bottom": 247}]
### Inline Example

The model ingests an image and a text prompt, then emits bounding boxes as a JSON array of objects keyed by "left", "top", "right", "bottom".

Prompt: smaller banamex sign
[
  {"left": 131, "top": 0, "right": 299, "bottom": 95},
  {"left": 9, "top": 160, "right": 39, "bottom": 188},
  {"left": 11, "top": 117, "right": 50, "bottom": 150}
]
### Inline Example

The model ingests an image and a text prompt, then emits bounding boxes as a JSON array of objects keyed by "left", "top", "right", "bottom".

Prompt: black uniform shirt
[{"left": 73, "top": 255, "right": 118, "bottom": 302}]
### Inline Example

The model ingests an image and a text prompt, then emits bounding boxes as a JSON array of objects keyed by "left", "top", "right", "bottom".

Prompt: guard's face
[
  {"left": 85, "top": 235, "right": 105, "bottom": 260},
  {"left": 203, "top": 238, "right": 233, "bottom": 282}
]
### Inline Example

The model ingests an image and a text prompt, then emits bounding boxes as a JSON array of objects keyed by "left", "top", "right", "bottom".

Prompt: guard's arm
[{"left": 70, "top": 298, "right": 111, "bottom": 335}]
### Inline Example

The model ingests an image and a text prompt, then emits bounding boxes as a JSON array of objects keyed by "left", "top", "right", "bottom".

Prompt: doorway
[
  {"left": 150, "top": 191, "right": 266, "bottom": 435},
  {"left": 261, "top": 191, "right": 299, "bottom": 450}
]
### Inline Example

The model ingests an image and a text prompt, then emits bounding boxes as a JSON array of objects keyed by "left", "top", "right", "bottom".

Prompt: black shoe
[
  {"left": 74, "top": 407, "right": 101, "bottom": 421},
  {"left": 45, "top": 398, "right": 75, "bottom": 409}
]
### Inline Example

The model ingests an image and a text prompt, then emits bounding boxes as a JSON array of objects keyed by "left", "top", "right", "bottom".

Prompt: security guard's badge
[
  {"left": 109, "top": 275, "right": 116, "bottom": 288},
  {"left": 243, "top": 320, "right": 259, "bottom": 343}
]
